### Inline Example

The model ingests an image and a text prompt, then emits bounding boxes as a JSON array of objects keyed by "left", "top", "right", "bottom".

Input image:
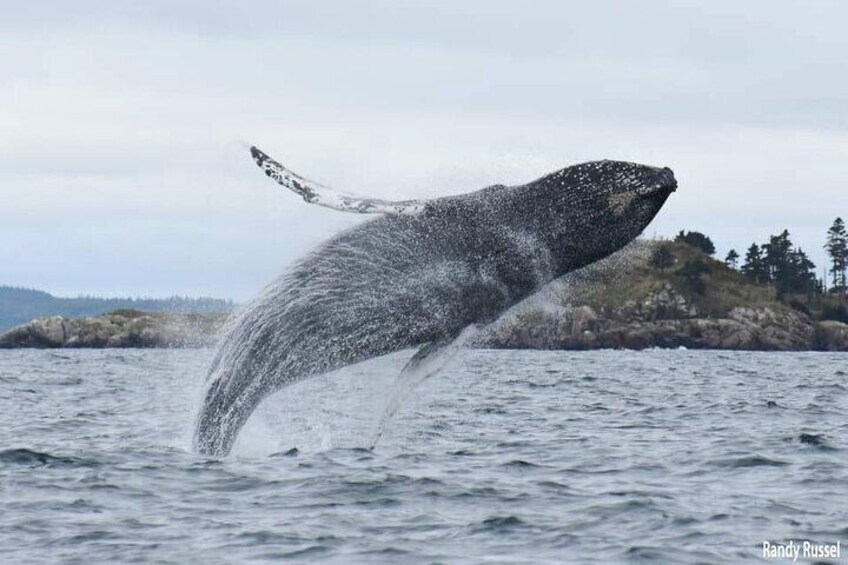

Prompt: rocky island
[
  {"left": 478, "top": 241, "right": 848, "bottom": 351},
  {"left": 1, "top": 241, "right": 847, "bottom": 351},
  {"left": 0, "top": 310, "right": 228, "bottom": 349}
]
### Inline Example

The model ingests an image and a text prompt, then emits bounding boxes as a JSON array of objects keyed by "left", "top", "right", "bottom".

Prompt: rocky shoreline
[
  {"left": 477, "top": 285, "right": 848, "bottom": 351},
  {"left": 0, "top": 310, "right": 228, "bottom": 349},
  {"left": 1, "top": 242, "right": 847, "bottom": 351},
  {"left": 476, "top": 241, "right": 848, "bottom": 351}
]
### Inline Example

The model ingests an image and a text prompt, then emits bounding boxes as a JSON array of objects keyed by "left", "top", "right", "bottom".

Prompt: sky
[{"left": 2, "top": 0, "right": 847, "bottom": 299}]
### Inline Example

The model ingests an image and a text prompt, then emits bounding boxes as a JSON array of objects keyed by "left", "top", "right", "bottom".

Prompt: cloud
[{"left": 1, "top": 1, "right": 846, "bottom": 297}]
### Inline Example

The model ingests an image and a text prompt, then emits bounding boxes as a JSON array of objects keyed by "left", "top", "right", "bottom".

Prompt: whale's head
[{"left": 525, "top": 160, "right": 677, "bottom": 275}]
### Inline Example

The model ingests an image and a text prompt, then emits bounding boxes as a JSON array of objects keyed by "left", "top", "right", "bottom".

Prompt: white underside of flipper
[
  {"left": 369, "top": 325, "right": 479, "bottom": 449},
  {"left": 250, "top": 146, "right": 427, "bottom": 214}
]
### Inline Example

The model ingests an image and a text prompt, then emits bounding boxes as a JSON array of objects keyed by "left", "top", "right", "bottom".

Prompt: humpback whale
[{"left": 194, "top": 147, "right": 677, "bottom": 456}]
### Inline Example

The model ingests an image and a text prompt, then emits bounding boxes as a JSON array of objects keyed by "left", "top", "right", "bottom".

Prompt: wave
[{"left": 0, "top": 448, "right": 100, "bottom": 468}]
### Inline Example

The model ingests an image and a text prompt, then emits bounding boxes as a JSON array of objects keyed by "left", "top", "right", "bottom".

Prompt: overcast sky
[{"left": 2, "top": 1, "right": 846, "bottom": 299}]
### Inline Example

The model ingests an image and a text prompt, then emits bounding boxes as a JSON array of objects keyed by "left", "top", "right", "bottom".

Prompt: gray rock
[
  {"left": 479, "top": 299, "right": 820, "bottom": 351},
  {"left": 0, "top": 310, "right": 228, "bottom": 349},
  {"left": 815, "top": 321, "right": 848, "bottom": 351}
]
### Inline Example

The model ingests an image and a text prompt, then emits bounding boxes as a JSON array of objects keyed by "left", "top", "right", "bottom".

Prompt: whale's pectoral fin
[
  {"left": 249, "top": 146, "right": 427, "bottom": 215},
  {"left": 369, "top": 326, "right": 479, "bottom": 449}
]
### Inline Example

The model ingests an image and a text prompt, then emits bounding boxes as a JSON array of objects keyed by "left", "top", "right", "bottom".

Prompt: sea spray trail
[{"left": 193, "top": 148, "right": 677, "bottom": 456}]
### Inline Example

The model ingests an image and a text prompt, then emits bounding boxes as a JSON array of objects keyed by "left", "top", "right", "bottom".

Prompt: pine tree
[
  {"left": 787, "top": 248, "right": 817, "bottom": 295},
  {"left": 741, "top": 243, "right": 767, "bottom": 284},
  {"left": 674, "top": 230, "right": 716, "bottom": 255},
  {"left": 763, "top": 230, "right": 793, "bottom": 290},
  {"left": 735, "top": 230, "right": 821, "bottom": 295},
  {"left": 677, "top": 257, "right": 711, "bottom": 294},
  {"left": 725, "top": 249, "right": 739, "bottom": 269},
  {"left": 824, "top": 217, "right": 847, "bottom": 292}
]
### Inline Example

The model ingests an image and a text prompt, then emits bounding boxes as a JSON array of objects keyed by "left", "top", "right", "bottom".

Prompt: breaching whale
[{"left": 193, "top": 147, "right": 677, "bottom": 456}]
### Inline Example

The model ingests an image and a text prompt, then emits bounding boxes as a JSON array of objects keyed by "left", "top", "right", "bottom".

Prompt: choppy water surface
[{"left": 1, "top": 349, "right": 846, "bottom": 563}]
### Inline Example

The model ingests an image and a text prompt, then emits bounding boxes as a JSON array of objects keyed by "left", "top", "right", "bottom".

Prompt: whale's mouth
[
  {"left": 636, "top": 167, "right": 677, "bottom": 197},
  {"left": 609, "top": 167, "right": 675, "bottom": 217},
  {"left": 656, "top": 167, "right": 677, "bottom": 193}
]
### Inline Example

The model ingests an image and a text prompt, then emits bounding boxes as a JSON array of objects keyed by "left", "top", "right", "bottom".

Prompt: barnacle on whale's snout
[{"left": 608, "top": 192, "right": 637, "bottom": 216}]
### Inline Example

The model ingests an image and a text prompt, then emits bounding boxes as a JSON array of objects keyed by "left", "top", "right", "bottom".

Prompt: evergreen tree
[
  {"left": 731, "top": 226, "right": 826, "bottom": 297},
  {"left": 725, "top": 249, "right": 739, "bottom": 269},
  {"left": 741, "top": 243, "right": 767, "bottom": 284},
  {"left": 676, "top": 258, "right": 711, "bottom": 294},
  {"left": 757, "top": 230, "right": 817, "bottom": 295},
  {"left": 787, "top": 248, "right": 817, "bottom": 295},
  {"left": 674, "top": 230, "right": 716, "bottom": 255},
  {"left": 824, "top": 217, "right": 847, "bottom": 292},
  {"left": 763, "top": 230, "right": 793, "bottom": 288}
]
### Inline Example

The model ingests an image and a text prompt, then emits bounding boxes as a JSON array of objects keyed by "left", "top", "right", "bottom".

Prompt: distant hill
[{"left": 0, "top": 286, "right": 235, "bottom": 333}]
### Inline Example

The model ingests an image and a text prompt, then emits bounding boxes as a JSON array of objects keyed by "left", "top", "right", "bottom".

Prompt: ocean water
[{"left": 1, "top": 349, "right": 846, "bottom": 564}]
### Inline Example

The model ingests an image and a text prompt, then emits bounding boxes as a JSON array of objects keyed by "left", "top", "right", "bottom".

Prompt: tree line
[
  {"left": 672, "top": 218, "right": 847, "bottom": 297},
  {"left": 0, "top": 286, "right": 235, "bottom": 333}
]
